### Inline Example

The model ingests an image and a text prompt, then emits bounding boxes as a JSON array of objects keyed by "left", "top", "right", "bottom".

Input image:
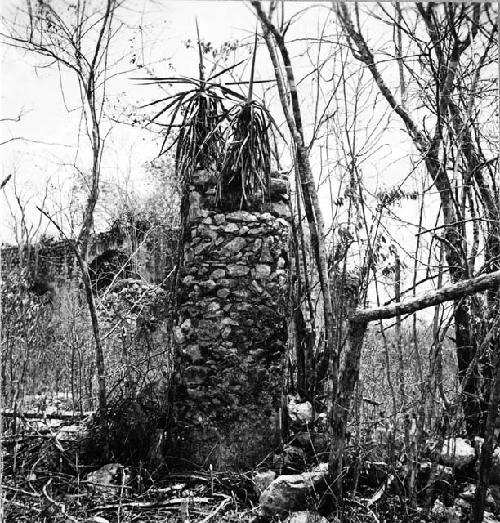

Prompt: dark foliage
[{"left": 87, "top": 395, "right": 169, "bottom": 466}]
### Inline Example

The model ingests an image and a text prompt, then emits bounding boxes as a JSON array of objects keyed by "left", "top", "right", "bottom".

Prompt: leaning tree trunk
[
  {"left": 254, "top": 0, "right": 338, "bottom": 422},
  {"left": 328, "top": 319, "right": 368, "bottom": 500},
  {"left": 329, "top": 269, "right": 500, "bottom": 499},
  {"left": 448, "top": 100, "right": 500, "bottom": 437},
  {"left": 336, "top": 0, "right": 487, "bottom": 439}
]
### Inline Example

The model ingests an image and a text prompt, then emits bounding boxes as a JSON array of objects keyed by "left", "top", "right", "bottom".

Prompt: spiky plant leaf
[{"left": 219, "top": 100, "right": 272, "bottom": 208}]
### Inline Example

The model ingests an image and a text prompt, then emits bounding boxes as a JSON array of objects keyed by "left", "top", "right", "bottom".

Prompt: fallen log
[
  {"left": 90, "top": 497, "right": 212, "bottom": 511},
  {"left": 2, "top": 409, "right": 92, "bottom": 421}
]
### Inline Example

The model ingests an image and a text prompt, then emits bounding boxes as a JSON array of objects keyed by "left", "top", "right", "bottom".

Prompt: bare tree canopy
[{"left": 1, "top": 2, "right": 499, "bottom": 522}]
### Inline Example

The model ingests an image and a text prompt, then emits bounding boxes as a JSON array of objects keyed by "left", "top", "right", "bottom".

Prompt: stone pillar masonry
[{"left": 174, "top": 169, "right": 291, "bottom": 470}]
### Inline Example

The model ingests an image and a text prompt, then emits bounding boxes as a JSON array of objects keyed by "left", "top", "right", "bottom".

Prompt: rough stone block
[
  {"left": 247, "top": 227, "right": 264, "bottom": 236},
  {"left": 226, "top": 211, "right": 258, "bottom": 222},
  {"left": 227, "top": 264, "right": 250, "bottom": 277},
  {"left": 223, "top": 222, "right": 239, "bottom": 233},
  {"left": 210, "top": 269, "right": 226, "bottom": 280},
  {"left": 271, "top": 202, "right": 291, "bottom": 218},
  {"left": 253, "top": 264, "right": 271, "bottom": 279},
  {"left": 206, "top": 301, "right": 221, "bottom": 312},
  {"left": 217, "top": 288, "right": 230, "bottom": 299},
  {"left": 223, "top": 237, "right": 247, "bottom": 254},
  {"left": 184, "top": 345, "right": 203, "bottom": 363}
]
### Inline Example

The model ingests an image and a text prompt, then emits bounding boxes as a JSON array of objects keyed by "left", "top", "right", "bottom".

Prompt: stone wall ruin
[{"left": 1, "top": 222, "right": 177, "bottom": 293}]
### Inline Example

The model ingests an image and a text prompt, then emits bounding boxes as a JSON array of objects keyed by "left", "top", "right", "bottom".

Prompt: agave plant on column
[
  {"left": 138, "top": 21, "right": 246, "bottom": 184},
  {"left": 141, "top": 27, "right": 274, "bottom": 210},
  {"left": 218, "top": 31, "right": 273, "bottom": 210},
  {"left": 218, "top": 99, "right": 273, "bottom": 210}
]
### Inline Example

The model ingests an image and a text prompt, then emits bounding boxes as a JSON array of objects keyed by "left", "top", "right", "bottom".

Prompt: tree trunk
[
  {"left": 254, "top": 0, "right": 337, "bottom": 436},
  {"left": 328, "top": 268, "right": 500, "bottom": 498},
  {"left": 473, "top": 332, "right": 500, "bottom": 523},
  {"left": 328, "top": 319, "right": 368, "bottom": 500},
  {"left": 79, "top": 260, "right": 107, "bottom": 410},
  {"left": 336, "top": 0, "right": 490, "bottom": 439}
]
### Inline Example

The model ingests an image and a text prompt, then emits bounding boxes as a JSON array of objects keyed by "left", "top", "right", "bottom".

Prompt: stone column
[{"left": 174, "top": 170, "right": 290, "bottom": 470}]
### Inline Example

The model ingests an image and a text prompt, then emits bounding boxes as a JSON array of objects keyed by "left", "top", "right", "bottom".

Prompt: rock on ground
[
  {"left": 86, "top": 463, "right": 129, "bottom": 496},
  {"left": 259, "top": 463, "right": 328, "bottom": 518},
  {"left": 431, "top": 499, "right": 462, "bottom": 522},
  {"left": 254, "top": 471, "right": 276, "bottom": 496},
  {"left": 490, "top": 448, "right": 500, "bottom": 485},
  {"left": 459, "top": 483, "right": 500, "bottom": 513},
  {"left": 440, "top": 437, "right": 476, "bottom": 469},
  {"left": 56, "top": 424, "right": 89, "bottom": 443},
  {"left": 286, "top": 511, "right": 329, "bottom": 523},
  {"left": 288, "top": 396, "right": 313, "bottom": 425}
]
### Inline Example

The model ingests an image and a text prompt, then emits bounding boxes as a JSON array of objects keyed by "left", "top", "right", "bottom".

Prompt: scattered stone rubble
[
  {"left": 287, "top": 396, "right": 313, "bottom": 426},
  {"left": 255, "top": 436, "right": 500, "bottom": 520},
  {"left": 98, "top": 278, "right": 168, "bottom": 328}
]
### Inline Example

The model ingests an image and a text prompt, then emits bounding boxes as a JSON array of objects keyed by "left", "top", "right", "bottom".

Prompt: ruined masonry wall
[
  {"left": 1, "top": 226, "right": 177, "bottom": 288},
  {"left": 176, "top": 171, "right": 290, "bottom": 470}
]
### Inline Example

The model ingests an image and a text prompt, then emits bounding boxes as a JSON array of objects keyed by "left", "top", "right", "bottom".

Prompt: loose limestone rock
[
  {"left": 226, "top": 210, "right": 258, "bottom": 222},
  {"left": 271, "top": 201, "right": 291, "bottom": 218},
  {"left": 259, "top": 474, "right": 311, "bottom": 517},
  {"left": 254, "top": 470, "right": 276, "bottom": 496},
  {"left": 459, "top": 483, "right": 500, "bottom": 513},
  {"left": 288, "top": 396, "right": 313, "bottom": 425},
  {"left": 431, "top": 499, "right": 463, "bottom": 522},
  {"left": 490, "top": 448, "right": 500, "bottom": 485},
  {"left": 440, "top": 437, "right": 476, "bottom": 470},
  {"left": 86, "top": 463, "right": 129, "bottom": 496},
  {"left": 56, "top": 424, "right": 89, "bottom": 443},
  {"left": 259, "top": 463, "right": 328, "bottom": 518},
  {"left": 286, "top": 512, "right": 329, "bottom": 523}
]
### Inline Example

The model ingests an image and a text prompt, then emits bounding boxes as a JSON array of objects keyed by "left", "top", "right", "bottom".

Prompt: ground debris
[
  {"left": 2, "top": 431, "right": 253, "bottom": 522},
  {"left": 5, "top": 421, "right": 495, "bottom": 522}
]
